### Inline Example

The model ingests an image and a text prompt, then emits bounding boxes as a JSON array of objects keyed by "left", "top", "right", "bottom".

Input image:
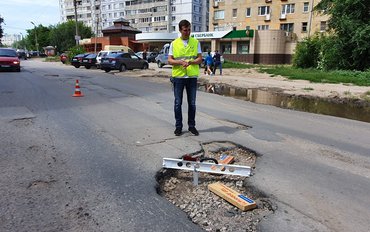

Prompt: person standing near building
[
  {"left": 168, "top": 19, "right": 203, "bottom": 136},
  {"left": 142, "top": 49, "right": 147, "bottom": 60},
  {"left": 213, "top": 50, "right": 222, "bottom": 75}
]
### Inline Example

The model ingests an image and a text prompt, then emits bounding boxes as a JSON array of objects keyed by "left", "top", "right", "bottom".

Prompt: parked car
[
  {"left": 147, "top": 52, "right": 158, "bottom": 63},
  {"left": 0, "top": 48, "right": 21, "bottom": 72},
  {"left": 135, "top": 51, "right": 158, "bottom": 63},
  {"left": 96, "top": 50, "right": 123, "bottom": 69},
  {"left": 60, "top": 53, "right": 68, "bottom": 64},
  {"left": 81, "top": 53, "right": 98, "bottom": 69},
  {"left": 16, "top": 49, "right": 27, "bottom": 60},
  {"left": 71, "top": 53, "right": 90, "bottom": 68},
  {"left": 100, "top": 52, "right": 149, "bottom": 72}
]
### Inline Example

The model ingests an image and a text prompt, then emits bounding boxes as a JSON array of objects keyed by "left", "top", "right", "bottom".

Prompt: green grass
[
  {"left": 222, "top": 60, "right": 258, "bottom": 69},
  {"left": 258, "top": 65, "right": 370, "bottom": 86},
  {"left": 44, "top": 56, "right": 60, "bottom": 62}
]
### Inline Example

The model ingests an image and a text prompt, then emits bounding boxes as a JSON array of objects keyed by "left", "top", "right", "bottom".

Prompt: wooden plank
[
  {"left": 208, "top": 182, "right": 257, "bottom": 211},
  {"left": 218, "top": 154, "right": 234, "bottom": 164}
]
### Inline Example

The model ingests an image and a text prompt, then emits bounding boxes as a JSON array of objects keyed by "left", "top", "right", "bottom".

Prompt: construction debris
[{"left": 208, "top": 182, "right": 257, "bottom": 211}]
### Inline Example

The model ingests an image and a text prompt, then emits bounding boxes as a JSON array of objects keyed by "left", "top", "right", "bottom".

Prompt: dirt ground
[{"left": 118, "top": 64, "right": 370, "bottom": 102}]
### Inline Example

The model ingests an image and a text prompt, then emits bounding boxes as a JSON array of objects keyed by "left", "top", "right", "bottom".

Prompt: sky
[{"left": 0, "top": 0, "right": 60, "bottom": 35}]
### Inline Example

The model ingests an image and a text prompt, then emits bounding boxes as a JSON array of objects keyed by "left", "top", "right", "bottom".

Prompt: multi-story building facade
[
  {"left": 60, "top": 0, "right": 103, "bottom": 36},
  {"left": 59, "top": 0, "right": 209, "bottom": 36},
  {"left": 1, "top": 34, "right": 22, "bottom": 47},
  {"left": 124, "top": 0, "right": 209, "bottom": 33},
  {"left": 210, "top": 0, "right": 328, "bottom": 40}
]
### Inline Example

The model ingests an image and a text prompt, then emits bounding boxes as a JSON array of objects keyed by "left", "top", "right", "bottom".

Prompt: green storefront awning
[{"left": 223, "top": 30, "right": 254, "bottom": 38}]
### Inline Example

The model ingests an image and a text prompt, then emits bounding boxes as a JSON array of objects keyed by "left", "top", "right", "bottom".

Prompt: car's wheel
[
  {"left": 119, "top": 64, "right": 126, "bottom": 72},
  {"left": 104, "top": 68, "right": 111, "bottom": 73},
  {"left": 142, "top": 63, "right": 149, "bottom": 70},
  {"left": 85, "top": 66, "right": 91, "bottom": 69},
  {"left": 157, "top": 61, "right": 163, "bottom": 68},
  {"left": 74, "top": 64, "right": 80, "bottom": 68}
]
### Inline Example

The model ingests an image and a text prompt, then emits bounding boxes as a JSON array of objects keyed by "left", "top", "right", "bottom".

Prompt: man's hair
[{"left": 178, "top": 20, "right": 191, "bottom": 31}]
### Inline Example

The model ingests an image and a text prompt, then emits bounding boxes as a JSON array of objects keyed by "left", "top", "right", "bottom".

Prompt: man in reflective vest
[{"left": 168, "top": 19, "right": 203, "bottom": 136}]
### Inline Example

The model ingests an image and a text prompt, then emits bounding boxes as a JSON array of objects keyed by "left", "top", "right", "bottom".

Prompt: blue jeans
[
  {"left": 173, "top": 77, "right": 197, "bottom": 129},
  {"left": 213, "top": 61, "right": 222, "bottom": 75}
]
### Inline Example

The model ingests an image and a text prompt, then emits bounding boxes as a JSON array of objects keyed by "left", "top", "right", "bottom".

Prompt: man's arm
[{"left": 168, "top": 55, "right": 190, "bottom": 67}]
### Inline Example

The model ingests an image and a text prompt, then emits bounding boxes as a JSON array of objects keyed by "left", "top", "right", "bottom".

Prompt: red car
[{"left": 0, "top": 48, "right": 21, "bottom": 72}]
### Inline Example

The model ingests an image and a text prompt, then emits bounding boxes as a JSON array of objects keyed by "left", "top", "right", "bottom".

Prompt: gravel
[{"left": 156, "top": 142, "right": 276, "bottom": 232}]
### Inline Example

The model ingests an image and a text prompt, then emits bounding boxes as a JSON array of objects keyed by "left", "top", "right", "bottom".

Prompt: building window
[
  {"left": 303, "top": 2, "right": 309, "bottom": 13},
  {"left": 172, "top": 6, "right": 176, "bottom": 12},
  {"left": 258, "top": 6, "right": 270, "bottom": 16},
  {"left": 302, "top": 22, "right": 308, "bottom": 32},
  {"left": 282, "top": 4, "right": 295, "bottom": 14},
  {"left": 214, "top": 10, "right": 225, "bottom": 20},
  {"left": 320, "top": 21, "right": 327, "bottom": 31},
  {"left": 280, "top": 23, "right": 294, "bottom": 32},
  {"left": 220, "top": 42, "right": 232, "bottom": 54},
  {"left": 237, "top": 41, "right": 249, "bottom": 54},
  {"left": 172, "top": 16, "right": 176, "bottom": 21},
  {"left": 246, "top": 8, "right": 251, "bottom": 17},
  {"left": 257, "top": 25, "right": 269, "bottom": 30},
  {"left": 232, "top": 9, "right": 237, "bottom": 18}
]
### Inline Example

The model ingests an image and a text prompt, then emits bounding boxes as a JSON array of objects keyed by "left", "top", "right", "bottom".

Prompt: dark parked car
[
  {"left": 100, "top": 52, "right": 149, "bottom": 72},
  {"left": 0, "top": 48, "right": 21, "bottom": 72},
  {"left": 147, "top": 52, "right": 158, "bottom": 63},
  {"left": 71, "top": 53, "right": 90, "bottom": 68},
  {"left": 81, "top": 53, "right": 98, "bottom": 69},
  {"left": 16, "top": 49, "right": 27, "bottom": 60}
]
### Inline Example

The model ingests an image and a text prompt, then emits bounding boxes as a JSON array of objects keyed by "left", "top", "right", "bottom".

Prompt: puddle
[{"left": 198, "top": 83, "right": 370, "bottom": 123}]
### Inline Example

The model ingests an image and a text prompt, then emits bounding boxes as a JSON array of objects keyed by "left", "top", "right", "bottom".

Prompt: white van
[
  {"left": 155, "top": 43, "right": 170, "bottom": 68},
  {"left": 96, "top": 46, "right": 133, "bottom": 69}
]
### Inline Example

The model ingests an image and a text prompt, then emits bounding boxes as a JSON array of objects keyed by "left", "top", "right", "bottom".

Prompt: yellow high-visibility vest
[{"left": 172, "top": 37, "right": 200, "bottom": 78}]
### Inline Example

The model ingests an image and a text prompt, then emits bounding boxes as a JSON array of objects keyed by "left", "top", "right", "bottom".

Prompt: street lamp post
[{"left": 30, "top": 21, "right": 39, "bottom": 55}]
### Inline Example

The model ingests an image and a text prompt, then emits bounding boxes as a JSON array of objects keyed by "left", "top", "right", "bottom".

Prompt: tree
[
  {"left": 26, "top": 24, "right": 51, "bottom": 51},
  {"left": 315, "top": 0, "right": 370, "bottom": 70},
  {"left": 0, "top": 16, "right": 4, "bottom": 46},
  {"left": 49, "top": 21, "right": 93, "bottom": 53}
]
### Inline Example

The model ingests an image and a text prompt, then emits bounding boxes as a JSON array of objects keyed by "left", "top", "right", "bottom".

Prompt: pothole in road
[{"left": 156, "top": 141, "right": 275, "bottom": 232}]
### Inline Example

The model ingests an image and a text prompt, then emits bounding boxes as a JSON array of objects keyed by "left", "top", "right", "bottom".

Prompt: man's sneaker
[
  {"left": 174, "top": 128, "right": 182, "bottom": 136},
  {"left": 188, "top": 127, "right": 199, "bottom": 136}
]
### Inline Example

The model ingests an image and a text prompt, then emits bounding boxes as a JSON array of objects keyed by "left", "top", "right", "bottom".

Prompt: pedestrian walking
[
  {"left": 213, "top": 50, "right": 222, "bottom": 75},
  {"left": 205, "top": 51, "right": 214, "bottom": 75},
  {"left": 168, "top": 19, "right": 203, "bottom": 136}
]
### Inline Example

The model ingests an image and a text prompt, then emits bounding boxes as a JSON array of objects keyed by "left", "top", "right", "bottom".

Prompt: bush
[
  {"left": 67, "top": 46, "right": 86, "bottom": 62},
  {"left": 292, "top": 35, "right": 321, "bottom": 69}
]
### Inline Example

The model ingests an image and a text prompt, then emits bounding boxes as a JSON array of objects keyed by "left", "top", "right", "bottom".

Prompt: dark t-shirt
[{"left": 213, "top": 53, "right": 221, "bottom": 62}]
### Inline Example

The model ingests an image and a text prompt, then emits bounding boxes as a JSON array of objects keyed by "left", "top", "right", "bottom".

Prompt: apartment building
[
  {"left": 210, "top": 0, "right": 328, "bottom": 40},
  {"left": 124, "top": 0, "right": 209, "bottom": 33},
  {"left": 1, "top": 34, "right": 22, "bottom": 46},
  {"left": 59, "top": 0, "right": 209, "bottom": 36},
  {"left": 60, "top": 0, "right": 104, "bottom": 36}
]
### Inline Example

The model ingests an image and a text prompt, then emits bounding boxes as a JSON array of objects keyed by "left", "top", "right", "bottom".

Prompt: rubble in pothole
[{"left": 156, "top": 142, "right": 275, "bottom": 232}]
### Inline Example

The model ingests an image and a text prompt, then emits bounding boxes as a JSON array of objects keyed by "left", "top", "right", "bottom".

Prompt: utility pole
[
  {"left": 30, "top": 21, "right": 39, "bottom": 55},
  {"left": 94, "top": 17, "right": 99, "bottom": 54},
  {"left": 73, "top": 0, "right": 80, "bottom": 45}
]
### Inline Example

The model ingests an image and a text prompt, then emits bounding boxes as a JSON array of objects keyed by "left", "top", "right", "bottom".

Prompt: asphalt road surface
[{"left": 0, "top": 60, "right": 369, "bottom": 232}]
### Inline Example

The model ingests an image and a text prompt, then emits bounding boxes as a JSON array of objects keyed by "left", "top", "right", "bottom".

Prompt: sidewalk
[{"left": 134, "top": 63, "right": 370, "bottom": 101}]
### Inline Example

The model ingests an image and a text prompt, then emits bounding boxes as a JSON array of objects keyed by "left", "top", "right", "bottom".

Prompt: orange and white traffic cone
[{"left": 72, "top": 80, "right": 84, "bottom": 97}]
